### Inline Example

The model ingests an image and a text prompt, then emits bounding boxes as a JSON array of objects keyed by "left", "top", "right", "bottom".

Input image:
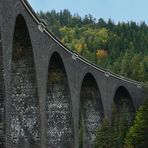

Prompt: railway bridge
[{"left": 0, "top": 0, "right": 146, "bottom": 147}]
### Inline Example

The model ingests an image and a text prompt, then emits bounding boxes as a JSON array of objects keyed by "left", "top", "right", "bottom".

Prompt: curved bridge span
[{"left": 0, "top": 0, "right": 147, "bottom": 147}]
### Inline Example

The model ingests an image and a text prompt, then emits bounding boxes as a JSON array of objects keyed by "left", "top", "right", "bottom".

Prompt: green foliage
[
  {"left": 95, "top": 103, "right": 132, "bottom": 148},
  {"left": 116, "top": 104, "right": 132, "bottom": 148},
  {"left": 94, "top": 117, "right": 116, "bottom": 148},
  {"left": 125, "top": 101, "right": 148, "bottom": 148},
  {"left": 37, "top": 10, "right": 148, "bottom": 82}
]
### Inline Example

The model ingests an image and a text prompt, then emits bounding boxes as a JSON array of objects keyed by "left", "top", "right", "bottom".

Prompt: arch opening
[
  {"left": 46, "top": 52, "right": 74, "bottom": 147},
  {"left": 114, "top": 86, "right": 135, "bottom": 123},
  {"left": 0, "top": 27, "right": 5, "bottom": 148},
  {"left": 80, "top": 73, "right": 104, "bottom": 147},
  {"left": 9, "top": 14, "right": 40, "bottom": 147}
]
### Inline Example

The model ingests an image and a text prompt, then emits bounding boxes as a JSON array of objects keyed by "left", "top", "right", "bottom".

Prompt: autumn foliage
[{"left": 96, "top": 49, "right": 108, "bottom": 58}]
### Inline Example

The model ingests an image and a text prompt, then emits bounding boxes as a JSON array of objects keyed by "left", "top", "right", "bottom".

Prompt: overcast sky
[{"left": 27, "top": 0, "right": 148, "bottom": 24}]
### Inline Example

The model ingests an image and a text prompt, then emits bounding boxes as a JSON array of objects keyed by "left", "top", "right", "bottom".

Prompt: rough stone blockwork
[
  {"left": 8, "top": 15, "right": 40, "bottom": 148},
  {"left": 0, "top": 26, "right": 5, "bottom": 148},
  {"left": 80, "top": 74, "right": 104, "bottom": 147},
  {"left": 46, "top": 53, "right": 74, "bottom": 148}
]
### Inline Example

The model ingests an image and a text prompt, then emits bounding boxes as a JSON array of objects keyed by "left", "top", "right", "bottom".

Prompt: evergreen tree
[
  {"left": 94, "top": 117, "right": 116, "bottom": 148},
  {"left": 116, "top": 104, "right": 132, "bottom": 148},
  {"left": 125, "top": 100, "right": 148, "bottom": 148},
  {"left": 95, "top": 103, "right": 132, "bottom": 148}
]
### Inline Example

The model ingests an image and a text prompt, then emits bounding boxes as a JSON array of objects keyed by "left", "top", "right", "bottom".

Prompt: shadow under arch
[
  {"left": 79, "top": 73, "right": 104, "bottom": 148},
  {"left": 46, "top": 52, "right": 74, "bottom": 147},
  {"left": 114, "top": 86, "right": 135, "bottom": 121},
  {"left": 9, "top": 14, "right": 40, "bottom": 147},
  {"left": 0, "top": 26, "right": 5, "bottom": 148}
]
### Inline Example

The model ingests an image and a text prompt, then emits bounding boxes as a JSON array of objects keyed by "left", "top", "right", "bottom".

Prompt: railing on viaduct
[{"left": 0, "top": 0, "right": 147, "bottom": 148}]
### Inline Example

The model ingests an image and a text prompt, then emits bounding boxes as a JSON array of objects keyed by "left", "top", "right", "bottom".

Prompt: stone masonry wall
[
  {"left": 8, "top": 15, "right": 40, "bottom": 148},
  {"left": 46, "top": 53, "right": 74, "bottom": 148},
  {"left": 80, "top": 74, "right": 104, "bottom": 147}
]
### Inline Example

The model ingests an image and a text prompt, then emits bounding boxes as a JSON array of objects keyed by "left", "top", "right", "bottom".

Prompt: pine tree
[
  {"left": 125, "top": 100, "right": 148, "bottom": 148},
  {"left": 94, "top": 117, "right": 116, "bottom": 148}
]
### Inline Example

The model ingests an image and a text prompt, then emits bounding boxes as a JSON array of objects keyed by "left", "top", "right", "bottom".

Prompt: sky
[{"left": 28, "top": 0, "right": 148, "bottom": 24}]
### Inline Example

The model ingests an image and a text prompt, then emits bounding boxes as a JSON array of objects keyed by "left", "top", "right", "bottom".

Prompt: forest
[
  {"left": 38, "top": 9, "right": 148, "bottom": 83},
  {"left": 37, "top": 10, "right": 148, "bottom": 148}
]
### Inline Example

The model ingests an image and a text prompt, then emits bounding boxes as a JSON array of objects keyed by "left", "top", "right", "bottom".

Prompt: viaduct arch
[
  {"left": 46, "top": 52, "right": 74, "bottom": 147},
  {"left": 9, "top": 14, "right": 40, "bottom": 147},
  {"left": 0, "top": 0, "right": 147, "bottom": 147},
  {"left": 114, "top": 86, "right": 135, "bottom": 122},
  {"left": 80, "top": 73, "right": 104, "bottom": 147}
]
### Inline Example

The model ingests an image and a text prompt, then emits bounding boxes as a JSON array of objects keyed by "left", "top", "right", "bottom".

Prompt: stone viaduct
[{"left": 0, "top": 0, "right": 147, "bottom": 147}]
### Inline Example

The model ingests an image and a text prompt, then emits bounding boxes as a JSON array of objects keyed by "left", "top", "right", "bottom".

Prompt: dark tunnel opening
[
  {"left": 9, "top": 14, "right": 40, "bottom": 148},
  {"left": 46, "top": 52, "right": 74, "bottom": 148},
  {"left": 80, "top": 73, "right": 104, "bottom": 147}
]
